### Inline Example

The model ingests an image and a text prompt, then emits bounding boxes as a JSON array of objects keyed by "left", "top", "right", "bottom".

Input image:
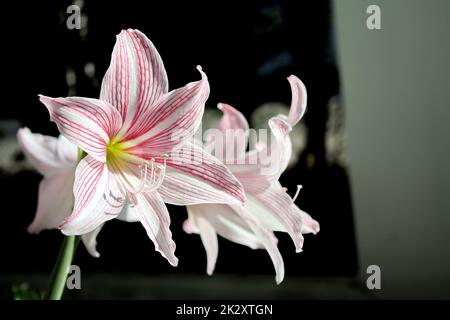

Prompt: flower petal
[
  {"left": 157, "top": 142, "right": 245, "bottom": 205},
  {"left": 267, "top": 116, "right": 292, "bottom": 177},
  {"left": 116, "top": 203, "right": 139, "bottom": 222},
  {"left": 228, "top": 167, "right": 271, "bottom": 195},
  {"left": 186, "top": 206, "right": 218, "bottom": 275},
  {"left": 38, "top": 95, "right": 123, "bottom": 162},
  {"left": 129, "top": 192, "right": 178, "bottom": 266},
  {"left": 186, "top": 204, "right": 264, "bottom": 250},
  {"left": 81, "top": 224, "right": 103, "bottom": 258},
  {"left": 60, "top": 155, "right": 125, "bottom": 235},
  {"left": 27, "top": 170, "right": 75, "bottom": 234},
  {"left": 297, "top": 207, "right": 320, "bottom": 235},
  {"left": 215, "top": 103, "right": 249, "bottom": 161},
  {"left": 233, "top": 205, "right": 285, "bottom": 284},
  {"left": 249, "top": 183, "right": 304, "bottom": 252},
  {"left": 100, "top": 29, "right": 168, "bottom": 129},
  {"left": 17, "top": 128, "right": 77, "bottom": 176},
  {"left": 227, "top": 116, "right": 292, "bottom": 185},
  {"left": 287, "top": 75, "right": 307, "bottom": 126},
  {"left": 187, "top": 204, "right": 284, "bottom": 283},
  {"left": 122, "top": 66, "right": 209, "bottom": 152}
]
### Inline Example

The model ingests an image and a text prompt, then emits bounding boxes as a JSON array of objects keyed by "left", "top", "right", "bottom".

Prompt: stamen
[
  {"left": 130, "top": 154, "right": 168, "bottom": 195},
  {"left": 292, "top": 184, "right": 302, "bottom": 202}
]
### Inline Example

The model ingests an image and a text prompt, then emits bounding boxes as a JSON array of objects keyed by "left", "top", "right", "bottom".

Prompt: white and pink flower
[
  {"left": 184, "top": 76, "right": 320, "bottom": 284},
  {"left": 26, "top": 29, "right": 245, "bottom": 265}
]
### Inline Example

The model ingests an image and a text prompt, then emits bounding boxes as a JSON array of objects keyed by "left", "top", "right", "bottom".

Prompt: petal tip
[
  {"left": 170, "top": 257, "right": 179, "bottom": 267},
  {"left": 196, "top": 65, "right": 207, "bottom": 80},
  {"left": 27, "top": 224, "right": 41, "bottom": 235}
]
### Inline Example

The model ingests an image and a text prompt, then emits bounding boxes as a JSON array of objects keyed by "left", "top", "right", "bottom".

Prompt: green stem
[{"left": 44, "top": 235, "right": 80, "bottom": 300}]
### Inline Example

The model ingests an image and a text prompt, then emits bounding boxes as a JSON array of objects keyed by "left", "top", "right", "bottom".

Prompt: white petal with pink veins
[
  {"left": 100, "top": 29, "right": 169, "bottom": 130},
  {"left": 60, "top": 156, "right": 125, "bottom": 235},
  {"left": 158, "top": 142, "right": 245, "bottom": 205},
  {"left": 128, "top": 192, "right": 178, "bottom": 266},
  {"left": 39, "top": 96, "right": 123, "bottom": 163}
]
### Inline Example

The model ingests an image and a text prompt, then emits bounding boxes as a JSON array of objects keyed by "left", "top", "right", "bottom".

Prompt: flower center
[
  {"left": 106, "top": 138, "right": 128, "bottom": 166},
  {"left": 106, "top": 137, "right": 167, "bottom": 197}
]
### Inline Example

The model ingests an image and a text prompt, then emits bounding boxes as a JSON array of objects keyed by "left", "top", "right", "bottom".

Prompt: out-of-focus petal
[
  {"left": 39, "top": 95, "right": 122, "bottom": 163},
  {"left": 130, "top": 192, "right": 178, "bottom": 266},
  {"left": 228, "top": 117, "right": 292, "bottom": 185},
  {"left": 297, "top": 207, "right": 320, "bottom": 235},
  {"left": 100, "top": 29, "right": 168, "bottom": 129},
  {"left": 287, "top": 75, "right": 307, "bottom": 126},
  {"left": 216, "top": 103, "right": 249, "bottom": 161},
  {"left": 56, "top": 135, "right": 78, "bottom": 163},
  {"left": 186, "top": 204, "right": 263, "bottom": 250},
  {"left": 249, "top": 183, "right": 304, "bottom": 253},
  {"left": 60, "top": 156, "right": 125, "bottom": 235},
  {"left": 17, "top": 128, "right": 75, "bottom": 176},
  {"left": 186, "top": 207, "right": 218, "bottom": 275},
  {"left": 27, "top": 170, "right": 75, "bottom": 234},
  {"left": 233, "top": 205, "right": 285, "bottom": 284}
]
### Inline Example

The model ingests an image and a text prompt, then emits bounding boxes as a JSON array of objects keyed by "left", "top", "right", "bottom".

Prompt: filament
[{"left": 292, "top": 185, "right": 302, "bottom": 202}]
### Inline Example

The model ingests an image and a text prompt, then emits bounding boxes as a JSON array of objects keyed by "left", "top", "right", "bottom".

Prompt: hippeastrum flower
[
  {"left": 17, "top": 128, "right": 101, "bottom": 257},
  {"left": 184, "top": 75, "right": 319, "bottom": 283},
  {"left": 38, "top": 29, "right": 245, "bottom": 266}
]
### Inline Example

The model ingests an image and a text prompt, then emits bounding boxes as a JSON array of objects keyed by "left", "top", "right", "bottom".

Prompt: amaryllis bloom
[
  {"left": 38, "top": 29, "right": 245, "bottom": 265},
  {"left": 17, "top": 128, "right": 100, "bottom": 257},
  {"left": 184, "top": 76, "right": 319, "bottom": 283}
]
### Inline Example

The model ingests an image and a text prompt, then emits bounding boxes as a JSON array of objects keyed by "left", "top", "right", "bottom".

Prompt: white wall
[{"left": 333, "top": 0, "right": 450, "bottom": 298}]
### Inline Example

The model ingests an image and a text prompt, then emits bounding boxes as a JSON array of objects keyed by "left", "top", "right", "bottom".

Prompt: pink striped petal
[
  {"left": 228, "top": 167, "right": 271, "bottom": 195},
  {"left": 100, "top": 29, "right": 168, "bottom": 129},
  {"left": 216, "top": 103, "right": 249, "bottom": 161},
  {"left": 121, "top": 66, "right": 209, "bottom": 153},
  {"left": 247, "top": 220, "right": 284, "bottom": 284},
  {"left": 81, "top": 224, "right": 104, "bottom": 258},
  {"left": 60, "top": 156, "right": 125, "bottom": 235},
  {"left": 287, "top": 75, "right": 307, "bottom": 126},
  {"left": 268, "top": 116, "right": 292, "bottom": 176},
  {"left": 249, "top": 182, "right": 304, "bottom": 253},
  {"left": 17, "top": 128, "right": 77, "bottom": 176},
  {"left": 129, "top": 192, "right": 178, "bottom": 266},
  {"left": 27, "top": 170, "right": 75, "bottom": 234},
  {"left": 227, "top": 117, "right": 292, "bottom": 185},
  {"left": 233, "top": 205, "right": 285, "bottom": 284},
  {"left": 39, "top": 96, "right": 123, "bottom": 163},
  {"left": 157, "top": 142, "right": 245, "bottom": 205}
]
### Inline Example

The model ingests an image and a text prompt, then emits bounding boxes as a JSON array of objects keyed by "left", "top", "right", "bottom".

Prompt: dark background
[{"left": 0, "top": 0, "right": 357, "bottom": 296}]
